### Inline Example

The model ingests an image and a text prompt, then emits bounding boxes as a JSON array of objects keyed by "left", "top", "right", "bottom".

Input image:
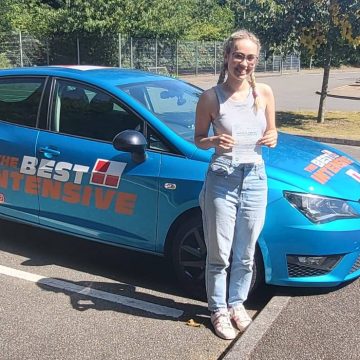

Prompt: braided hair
[{"left": 217, "top": 29, "right": 261, "bottom": 111}]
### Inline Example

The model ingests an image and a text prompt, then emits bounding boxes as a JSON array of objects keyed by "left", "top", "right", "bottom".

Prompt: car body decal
[
  {"left": 304, "top": 149, "right": 353, "bottom": 184},
  {"left": 346, "top": 169, "right": 360, "bottom": 183},
  {"left": 0, "top": 154, "right": 137, "bottom": 215}
]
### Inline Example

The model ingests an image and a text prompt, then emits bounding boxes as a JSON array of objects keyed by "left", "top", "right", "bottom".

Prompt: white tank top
[{"left": 212, "top": 84, "right": 267, "bottom": 164}]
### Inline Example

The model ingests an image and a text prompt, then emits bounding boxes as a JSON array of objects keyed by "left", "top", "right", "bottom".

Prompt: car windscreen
[{"left": 118, "top": 79, "right": 203, "bottom": 143}]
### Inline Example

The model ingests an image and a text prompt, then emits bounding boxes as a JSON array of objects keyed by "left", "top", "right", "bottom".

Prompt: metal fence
[{"left": 0, "top": 32, "right": 301, "bottom": 75}]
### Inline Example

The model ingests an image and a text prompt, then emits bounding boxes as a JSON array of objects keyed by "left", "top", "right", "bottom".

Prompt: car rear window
[{"left": 0, "top": 78, "right": 45, "bottom": 127}]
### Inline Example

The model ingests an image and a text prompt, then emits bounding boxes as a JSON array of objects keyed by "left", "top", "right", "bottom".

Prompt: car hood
[
  {"left": 192, "top": 133, "right": 360, "bottom": 202},
  {"left": 265, "top": 133, "right": 360, "bottom": 201}
]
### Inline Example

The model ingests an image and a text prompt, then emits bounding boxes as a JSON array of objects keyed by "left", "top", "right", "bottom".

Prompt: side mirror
[{"left": 113, "top": 130, "right": 147, "bottom": 163}]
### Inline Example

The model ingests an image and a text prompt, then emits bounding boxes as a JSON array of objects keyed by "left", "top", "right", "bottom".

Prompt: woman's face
[{"left": 225, "top": 38, "right": 259, "bottom": 81}]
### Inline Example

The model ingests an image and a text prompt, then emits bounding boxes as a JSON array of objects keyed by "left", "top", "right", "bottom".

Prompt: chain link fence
[{"left": 0, "top": 32, "right": 301, "bottom": 75}]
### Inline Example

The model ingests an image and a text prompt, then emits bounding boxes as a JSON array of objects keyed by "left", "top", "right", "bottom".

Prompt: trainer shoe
[
  {"left": 210, "top": 309, "right": 236, "bottom": 340},
  {"left": 229, "top": 304, "right": 252, "bottom": 332}
]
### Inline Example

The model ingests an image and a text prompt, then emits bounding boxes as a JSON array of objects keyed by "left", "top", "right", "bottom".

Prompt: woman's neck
[{"left": 223, "top": 78, "right": 250, "bottom": 94}]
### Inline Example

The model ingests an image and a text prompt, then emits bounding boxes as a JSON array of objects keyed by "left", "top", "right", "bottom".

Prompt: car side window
[
  {"left": 51, "top": 80, "right": 143, "bottom": 142},
  {"left": 0, "top": 77, "right": 45, "bottom": 127}
]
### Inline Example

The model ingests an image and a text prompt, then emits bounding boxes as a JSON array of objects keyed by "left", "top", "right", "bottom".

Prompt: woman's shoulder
[
  {"left": 200, "top": 86, "right": 218, "bottom": 101},
  {"left": 255, "top": 83, "right": 274, "bottom": 97},
  {"left": 198, "top": 86, "right": 219, "bottom": 109}
]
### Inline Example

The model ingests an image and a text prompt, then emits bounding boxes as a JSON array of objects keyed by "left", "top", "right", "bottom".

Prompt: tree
[
  {"left": 1, "top": 0, "right": 59, "bottom": 36},
  {"left": 185, "top": 1, "right": 234, "bottom": 40}
]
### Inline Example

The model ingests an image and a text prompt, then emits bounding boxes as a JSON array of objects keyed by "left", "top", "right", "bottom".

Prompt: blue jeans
[{"left": 199, "top": 157, "right": 267, "bottom": 311}]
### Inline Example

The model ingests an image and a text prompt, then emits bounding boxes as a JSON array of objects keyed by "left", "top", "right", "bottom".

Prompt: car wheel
[
  {"left": 249, "top": 245, "right": 265, "bottom": 295},
  {"left": 172, "top": 213, "right": 264, "bottom": 300},
  {"left": 172, "top": 214, "right": 207, "bottom": 300}
]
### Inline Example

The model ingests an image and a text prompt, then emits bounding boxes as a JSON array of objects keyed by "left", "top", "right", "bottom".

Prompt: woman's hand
[
  {"left": 257, "top": 129, "right": 278, "bottom": 148},
  {"left": 211, "top": 133, "right": 236, "bottom": 150}
]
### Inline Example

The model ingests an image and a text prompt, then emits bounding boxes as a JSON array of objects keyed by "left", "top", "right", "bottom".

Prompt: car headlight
[{"left": 283, "top": 191, "right": 360, "bottom": 223}]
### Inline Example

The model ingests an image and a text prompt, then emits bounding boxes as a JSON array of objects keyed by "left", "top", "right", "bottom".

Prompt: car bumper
[{"left": 262, "top": 200, "right": 360, "bottom": 287}]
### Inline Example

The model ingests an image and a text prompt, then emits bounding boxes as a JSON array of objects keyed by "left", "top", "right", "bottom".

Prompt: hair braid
[
  {"left": 249, "top": 72, "right": 260, "bottom": 112},
  {"left": 217, "top": 63, "right": 227, "bottom": 84}
]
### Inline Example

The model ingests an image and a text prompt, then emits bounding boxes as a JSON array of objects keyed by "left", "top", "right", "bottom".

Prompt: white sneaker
[
  {"left": 229, "top": 304, "right": 252, "bottom": 332},
  {"left": 210, "top": 309, "right": 236, "bottom": 340}
]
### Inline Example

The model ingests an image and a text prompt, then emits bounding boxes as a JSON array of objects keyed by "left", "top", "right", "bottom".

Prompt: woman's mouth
[{"left": 235, "top": 67, "right": 248, "bottom": 76}]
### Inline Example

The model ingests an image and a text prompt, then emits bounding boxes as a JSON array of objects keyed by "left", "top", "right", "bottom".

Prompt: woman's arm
[
  {"left": 194, "top": 89, "right": 235, "bottom": 150},
  {"left": 257, "top": 83, "right": 278, "bottom": 148}
]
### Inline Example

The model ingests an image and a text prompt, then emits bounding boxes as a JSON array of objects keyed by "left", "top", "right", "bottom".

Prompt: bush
[{"left": 0, "top": 53, "right": 11, "bottom": 69}]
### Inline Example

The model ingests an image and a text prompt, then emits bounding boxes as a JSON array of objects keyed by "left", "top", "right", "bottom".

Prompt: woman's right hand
[{"left": 211, "top": 134, "right": 236, "bottom": 150}]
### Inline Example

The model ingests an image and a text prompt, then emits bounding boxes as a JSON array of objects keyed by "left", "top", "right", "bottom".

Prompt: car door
[
  {"left": 34, "top": 78, "right": 160, "bottom": 251},
  {"left": 0, "top": 76, "right": 47, "bottom": 223}
]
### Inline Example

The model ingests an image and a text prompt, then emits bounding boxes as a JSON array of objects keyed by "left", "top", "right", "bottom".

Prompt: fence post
[
  {"left": 155, "top": 38, "right": 158, "bottom": 69},
  {"left": 176, "top": 39, "right": 179, "bottom": 77},
  {"left": 118, "top": 33, "right": 122, "bottom": 68},
  {"left": 76, "top": 37, "right": 80, "bottom": 65},
  {"left": 298, "top": 53, "right": 301, "bottom": 72},
  {"left": 264, "top": 50, "right": 267, "bottom": 72},
  {"left": 214, "top": 41, "right": 217, "bottom": 76},
  {"left": 46, "top": 39, "right": 50, "bottom": 65},
  {"left": 19, "top": 31, "right": 24, "bottom": 67},
  {"left": 130, "top": 37, "right": 133, "bottom": 68},
  {"left": 195, "top": 41, "right": 198, "bottom": 76}
]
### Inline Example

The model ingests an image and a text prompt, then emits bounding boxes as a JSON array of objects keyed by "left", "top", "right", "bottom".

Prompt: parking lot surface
[{"left": 0, "top": 220, "right": 267, "bottom": 360}]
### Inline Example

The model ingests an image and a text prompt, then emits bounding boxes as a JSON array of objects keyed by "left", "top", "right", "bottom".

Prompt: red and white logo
[
  {"left": 0, "top": 193, "right": 4, "bottom": 203},
  {"left": 90, "top": 159, "right": 127, "bottom": 188}
]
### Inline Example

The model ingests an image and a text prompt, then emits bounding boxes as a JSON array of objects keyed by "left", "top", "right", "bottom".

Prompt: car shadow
[
  {"left": 0, "top": 218, "right": 215, "bottom": 325},
  {"left": 270, "top": 280, "right": 357, "bottom": 298},
  {"left": 36, "top": 277, "right": 211, "bottom": 326},
  {"left": 0, "top": 218, "right": 182, "bottom": 296},
  {"left": 0, "top": 218, "right": 267, "bottom": 327}
]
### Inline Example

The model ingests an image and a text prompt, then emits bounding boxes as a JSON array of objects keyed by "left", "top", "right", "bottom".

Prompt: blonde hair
[{"left": 217, "top": 29, "right": 261, "bottom": 111}]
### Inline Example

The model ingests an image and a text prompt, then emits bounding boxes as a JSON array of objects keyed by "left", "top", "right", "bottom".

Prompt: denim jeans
[{"left": 199, "top": 156, "right": 267, "bottom": 311}]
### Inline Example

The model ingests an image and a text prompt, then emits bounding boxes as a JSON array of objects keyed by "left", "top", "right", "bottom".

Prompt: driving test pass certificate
[{"left": 232, "top": 124, "right": 262, "bottom": 164}]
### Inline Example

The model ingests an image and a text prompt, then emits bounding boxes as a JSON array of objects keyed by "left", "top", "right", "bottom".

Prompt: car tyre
[{"left": 172, "top": 214, "right": 207, "bottom": 300}]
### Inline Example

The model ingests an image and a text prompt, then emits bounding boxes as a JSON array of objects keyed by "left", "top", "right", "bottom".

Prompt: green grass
[{"left": 277, "top": 111, "right": 360, "bottom": 140}]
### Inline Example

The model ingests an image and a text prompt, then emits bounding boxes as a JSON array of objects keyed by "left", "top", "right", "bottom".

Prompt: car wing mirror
[{"left": 113, "top": 130, "right": 148, "bottom": 163}]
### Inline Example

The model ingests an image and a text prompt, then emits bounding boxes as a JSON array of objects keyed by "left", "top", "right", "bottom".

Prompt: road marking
[{"left": 0, "top": 265, "right": 183, "bottom": 318}]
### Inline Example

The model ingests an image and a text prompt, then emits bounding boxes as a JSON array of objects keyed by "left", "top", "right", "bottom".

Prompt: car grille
[
  {"left": 287, "top": 263, "right": 330, "bottom": 278},
  {"left": 349, "top": 254, "right": 360, "bottom": 274}
]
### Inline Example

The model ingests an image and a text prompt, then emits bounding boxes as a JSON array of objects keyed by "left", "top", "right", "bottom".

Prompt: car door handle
[{"left": 39, "top": 146, "right": 61, "bottom": 158}]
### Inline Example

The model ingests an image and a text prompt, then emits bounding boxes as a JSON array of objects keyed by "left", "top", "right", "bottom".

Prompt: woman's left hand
[{"left": 257, "top": 129, "right": 278, "bottom": 148}]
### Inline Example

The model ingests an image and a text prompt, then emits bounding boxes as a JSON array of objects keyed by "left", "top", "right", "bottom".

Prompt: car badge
[{"left": 164, "top": 183, "right": 176, "bottom": 190}]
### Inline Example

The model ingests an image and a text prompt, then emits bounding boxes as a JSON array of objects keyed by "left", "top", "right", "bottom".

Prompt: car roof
[{"left": 0, "top": 66, "right": 173, "bottom": 86}]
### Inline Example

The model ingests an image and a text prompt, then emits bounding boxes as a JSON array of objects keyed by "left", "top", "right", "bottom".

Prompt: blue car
[{"left": 0, "top": 66, "right": 359, "bottom": 296}]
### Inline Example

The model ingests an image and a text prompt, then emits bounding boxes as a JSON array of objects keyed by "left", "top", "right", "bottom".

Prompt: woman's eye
[{"left": 234, "top": 54, "right": 245, "bottom": 60}]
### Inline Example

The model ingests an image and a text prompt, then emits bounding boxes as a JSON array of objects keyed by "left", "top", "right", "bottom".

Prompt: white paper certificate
[{"left": 232, "top": 126, "right": 262, "bottom": 164}]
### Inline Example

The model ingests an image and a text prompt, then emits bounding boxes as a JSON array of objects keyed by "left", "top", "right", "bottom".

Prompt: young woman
[{"left": 195, "top": 29, "right": 277, "bottom": 340}]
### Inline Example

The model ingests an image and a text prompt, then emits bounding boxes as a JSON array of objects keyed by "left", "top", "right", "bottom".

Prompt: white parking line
[{"left": 0, "top": 265, "right": 184, "bottom": 318}]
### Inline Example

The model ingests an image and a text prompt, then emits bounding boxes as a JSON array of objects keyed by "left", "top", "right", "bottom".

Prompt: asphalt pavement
[
  {"left": 180, "top": 68, "right": 360, "bottom": 111},
  {"left": 180, "top": 70, "right": 360, "bottom": 360}
]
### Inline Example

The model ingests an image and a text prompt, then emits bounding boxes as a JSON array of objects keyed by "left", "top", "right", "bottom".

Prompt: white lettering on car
[
  {"left": 20, "top": 156, "right": 38, "bottom": 175},
  {"left": 20, "top": 156, "right": 90, "bottom": 185}
]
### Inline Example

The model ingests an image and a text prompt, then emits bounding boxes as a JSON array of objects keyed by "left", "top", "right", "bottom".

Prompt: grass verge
[{"left": 277, "top": 111, "right": 360, "bottom": 141}]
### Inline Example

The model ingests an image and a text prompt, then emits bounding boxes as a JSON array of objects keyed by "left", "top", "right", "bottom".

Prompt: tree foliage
[
  {"left": 1, "top": 0, "right": 59, "bottom": 36},
  {"left": 185, "top": 1, "right": 235, "bottom": 40}
]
